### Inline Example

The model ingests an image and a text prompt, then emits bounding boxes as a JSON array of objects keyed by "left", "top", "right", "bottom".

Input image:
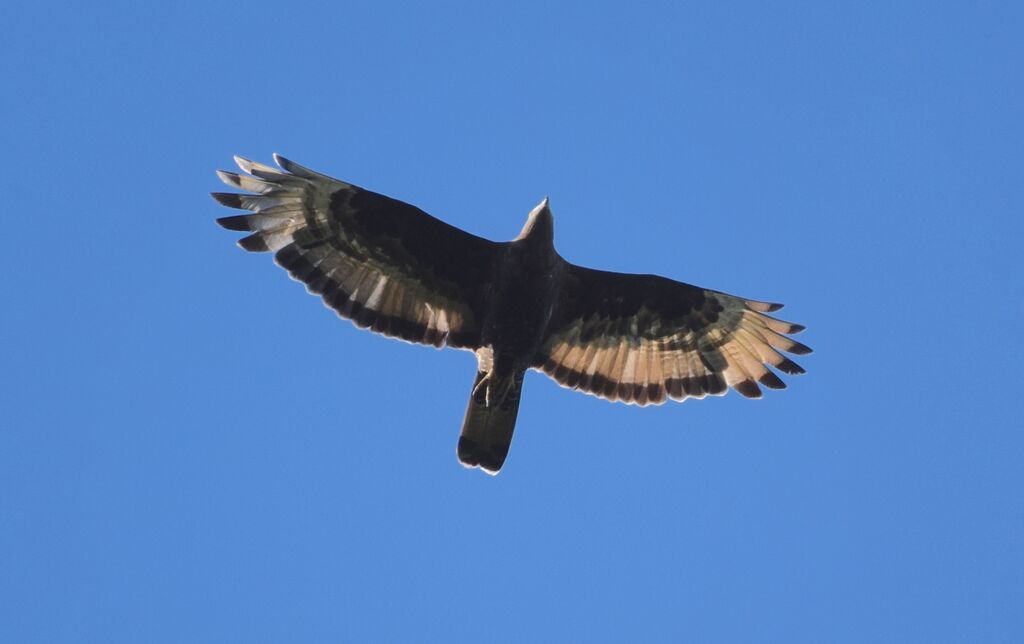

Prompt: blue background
[{"left": 2, "top": 2, "right": 1021, "bottom": 642}]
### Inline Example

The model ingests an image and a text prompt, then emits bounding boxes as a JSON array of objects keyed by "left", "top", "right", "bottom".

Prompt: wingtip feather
[
  {"left": 758, "top": 371, "right": 787, "bottom": 390},
  {"left": 238, "top": 233, "right": 270, "bottom": 252},
  {"left": 746, "top": 299, "right": 784, "bottom": 313},
  {"left": 776, "top": 357, "right": 806, "bottom": 375},
  {"left": 216, "top": 169, "right": 242, "bottom": 188},
  {"left": 734, "top": 379, "right": 763, "bottom": 399},
  {"left": 272, "top": 152, "right": 291, "bottom": 170},
  {"left": 234, "top": 155, "right": 257, "bottom": 174},
  {"left": 272, "top": 153, "right": 333, "bottom": 182},
  {"left": 216, "top": 214, "right": 252, "bottom": 231},
  {"left": 210, "top": 192, "right": 245, "bottom": 208},
  {"left": 787, "top": 340, "right": 813, "bottom": 355}
]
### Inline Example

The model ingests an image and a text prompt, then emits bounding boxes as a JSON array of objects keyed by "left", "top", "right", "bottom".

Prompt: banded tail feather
[{"left": 458, "top": 369, "right": 525, "bottom": 475}]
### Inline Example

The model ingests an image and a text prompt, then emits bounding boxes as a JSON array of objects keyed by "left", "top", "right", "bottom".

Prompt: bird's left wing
[
  {"left": 533, "top": 264, "right": 811, "bottom": 406},
  {"left": 214, "top": 155, "right": 499, "bottom": 349}
]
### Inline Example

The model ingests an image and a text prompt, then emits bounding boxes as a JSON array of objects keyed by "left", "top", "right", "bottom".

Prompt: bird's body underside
[
  {"left": 457, "top": 200, "right": 561, "bottom": 471},
  {"left": 214, "top": 154, "right": 811, "bottom": 474}
]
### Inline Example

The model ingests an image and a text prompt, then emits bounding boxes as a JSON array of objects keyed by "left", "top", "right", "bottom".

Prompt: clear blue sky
[{"left": 2, "top": 2, "right": 1021, "bottom": 642}]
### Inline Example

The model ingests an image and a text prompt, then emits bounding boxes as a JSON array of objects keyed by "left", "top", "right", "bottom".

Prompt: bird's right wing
[
  {"left": 533, "top": 264, "right": 810, "bottom": 406},
  {"left": 214, "top": 155, "right": 501, "bottom": 350}
]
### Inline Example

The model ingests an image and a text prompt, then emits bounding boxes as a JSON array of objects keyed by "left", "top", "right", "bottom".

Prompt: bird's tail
[{"left": 458, "top": 370, "right": 524, "bottom": 475}]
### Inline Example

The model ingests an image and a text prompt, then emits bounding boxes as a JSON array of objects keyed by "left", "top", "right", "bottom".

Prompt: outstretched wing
[
  {"left": 534, "top": 264, "right": 811, "bottom": 406},
  {"left": 214, "top": 155, "right": 499, "bottom": 349}
]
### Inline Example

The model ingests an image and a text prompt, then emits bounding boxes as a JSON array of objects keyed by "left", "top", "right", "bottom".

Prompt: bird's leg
[{"left": 472, "top": 370, "right": 494, "bottom": 406}]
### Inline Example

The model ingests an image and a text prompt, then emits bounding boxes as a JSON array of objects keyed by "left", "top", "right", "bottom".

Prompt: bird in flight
[{"left": 214, "top": 155, "right": 811, "bottom": 474}]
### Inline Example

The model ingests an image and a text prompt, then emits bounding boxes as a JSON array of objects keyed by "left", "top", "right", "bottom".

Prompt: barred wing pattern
[
  {"left": 214, "top": 155, "right": 499, "bottom": 349},
  {"left": 534, "top": 265, "right": 811, "bottom": 406}
]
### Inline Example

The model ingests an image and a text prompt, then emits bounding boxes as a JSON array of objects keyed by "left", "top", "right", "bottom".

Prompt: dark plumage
[{"left": 214, "top": 155, "right": 811, "bottom": 474}]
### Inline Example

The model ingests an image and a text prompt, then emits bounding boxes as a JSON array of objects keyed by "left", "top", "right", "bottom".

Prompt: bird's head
[{"left": 515, "top": 197, "right": 554, "bottom": 245}]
